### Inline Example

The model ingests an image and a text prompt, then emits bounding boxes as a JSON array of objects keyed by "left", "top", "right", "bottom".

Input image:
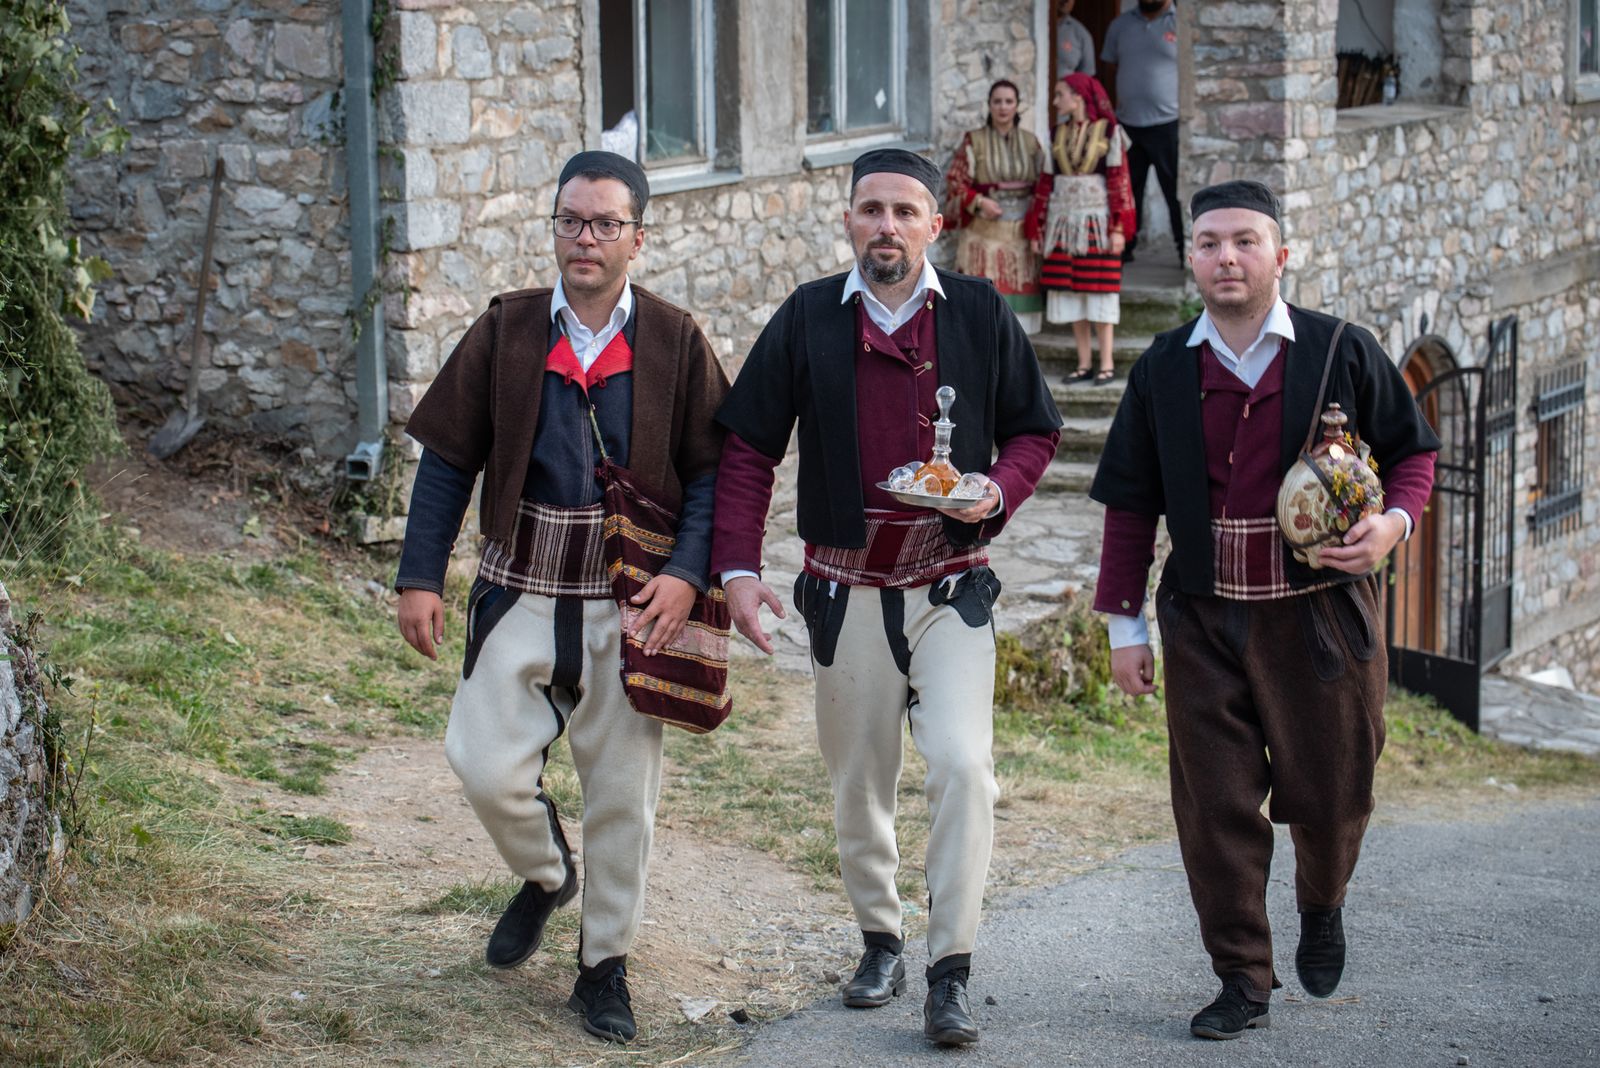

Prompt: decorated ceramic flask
[{"left": 1275, "top": 402, "right": 1385, "bottom": 569}]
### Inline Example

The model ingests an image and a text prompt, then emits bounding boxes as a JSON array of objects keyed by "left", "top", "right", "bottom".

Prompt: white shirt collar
[
  {"left": 1186, "top": 297, "right": 1295, "bottom": 355},
  {"left": 841, "top": 257, "right": 946, "bottom": 335},
  {"left": 551, "top": 276, "right": 634, "bottom": 332},
  {"left": 551, "top": 277, "right": 634, "bottom": 370},
  {"left": 1186, "top": 298, "right": 1295, "bottom": 388}
]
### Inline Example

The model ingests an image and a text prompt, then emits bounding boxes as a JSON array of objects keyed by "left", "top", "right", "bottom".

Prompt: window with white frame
[
  {"left": 599, "top": 0, "right": 715, "bottom": 168},
  {"left": 806, "top": 0, "right": 905, "bottom": 137}
]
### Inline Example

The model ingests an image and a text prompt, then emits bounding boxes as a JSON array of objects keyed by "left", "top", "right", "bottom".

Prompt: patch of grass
[
  {"left": 417, "top": 877, "right": 523, "bottom": 917},
  {"left": 1379, "top": 687, "right": 1600, "bottom": 794},
  {"left": 259, "top": 814, "right": 353, "bottom": 846}
]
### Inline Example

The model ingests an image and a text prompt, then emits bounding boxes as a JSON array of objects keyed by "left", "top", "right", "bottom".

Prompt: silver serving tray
[{"left": 874, "top": 481, "right": 985, "bottom": 509}]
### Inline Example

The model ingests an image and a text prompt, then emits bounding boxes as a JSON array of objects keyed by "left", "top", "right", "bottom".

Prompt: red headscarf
[{"left": 1061, "top": 73, "right": 1116, "bottom": 127}]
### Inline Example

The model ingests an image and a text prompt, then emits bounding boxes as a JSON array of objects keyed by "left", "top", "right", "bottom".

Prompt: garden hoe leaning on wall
[{"left": 148, "top": 157, "right": 223, "bottom": 460}]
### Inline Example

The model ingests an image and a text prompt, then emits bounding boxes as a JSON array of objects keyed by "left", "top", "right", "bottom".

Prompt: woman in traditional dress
[
  {"left": 944, "top": 80, "right": 1048, "bottom": 334},
  {"left": 1029, "top": 73, "right": 1136, "bottom": 384}
]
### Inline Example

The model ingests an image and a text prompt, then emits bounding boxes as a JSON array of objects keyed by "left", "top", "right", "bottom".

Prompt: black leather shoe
[
  {"left": 484, "top": 863, "right": 577, "bottom": 969},
  {"left": 923, "top": 970, "right": 979, "bottom": 1046},
  {"left": 569, "top": 956, "right": 636, "bottom": 1043},
  {"left": 1296, "top": 907, "right": 1346, "bottom": 997},
  {"left": 841, "top": 945, "right": 906, "bottom": 1007},
  {"left": 844, "top": 946, "right": 908, "bottom": 1004},
  {"left": 1190, "top": 976, "right": 1270, "bottom": 1040}
]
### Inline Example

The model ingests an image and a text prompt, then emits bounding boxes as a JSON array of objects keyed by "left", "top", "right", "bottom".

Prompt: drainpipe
[{"left": 342, "top": 0, "right": 387, "bottom": 481}]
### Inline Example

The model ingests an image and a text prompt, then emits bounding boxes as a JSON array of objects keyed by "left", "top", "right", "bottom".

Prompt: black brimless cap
[
  {"left": 850, "top": 148, "right": 942, "bottom": 202},
  {"left": 1189, "top": 179, "right": 1282, "bottom": 226},
  {"left": 556, "top": 150, "right": 650, "bottom": 216}
]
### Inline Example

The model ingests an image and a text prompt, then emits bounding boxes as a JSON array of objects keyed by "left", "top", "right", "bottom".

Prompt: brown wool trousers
[{"left": 1156, "top": 575, "right": 1388, "bottom": 1000}]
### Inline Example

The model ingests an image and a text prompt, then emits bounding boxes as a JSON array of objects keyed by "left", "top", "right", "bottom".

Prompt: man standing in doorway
[
  {"left": 1100, "top": 0, "right": 1182, "bottom": 264},
  {"left": 395, "top": 151, "right": 729, "bottom": 1044},
  {"left": 1056, "top": 0, "right": 1096, "bottom": 77},
  {"left": 1093, "top": 181, "right": 1438, "bottom": 1039},
  {"left": 712, "top": 150, "right": 1061, "bottom": 1047}
]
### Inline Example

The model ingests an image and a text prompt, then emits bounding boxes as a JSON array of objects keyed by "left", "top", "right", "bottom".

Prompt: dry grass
[{"left": 3, "top": 541, "right": 1597, "bottom": 1065}]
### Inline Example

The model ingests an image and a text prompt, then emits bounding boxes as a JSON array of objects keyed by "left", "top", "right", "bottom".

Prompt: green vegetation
[
  {"left": 2, "top": 538, "right": 1595, "bottom": 1064},
  {"left": 0, "top": 0, "right": 125, "bottom": 573}
]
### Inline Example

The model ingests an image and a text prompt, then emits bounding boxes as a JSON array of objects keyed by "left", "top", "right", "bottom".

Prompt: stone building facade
[
  {"left": 64, "top": 0, "right": 1600, "bottom": 689},
  {"left": 1180, "top": 0, "right": 1600, "bottom": 689}
]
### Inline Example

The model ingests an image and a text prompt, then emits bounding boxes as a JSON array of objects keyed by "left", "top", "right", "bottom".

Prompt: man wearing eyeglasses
[{"left": 394, "top": 151, "right": 729, "bottom": 1044}]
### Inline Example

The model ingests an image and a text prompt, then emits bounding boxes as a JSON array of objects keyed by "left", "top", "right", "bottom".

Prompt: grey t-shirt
[
  {"left": 1056, "top": 15, "right": 1096, "bottom": 76},
  {"left": 1100, "top": 5, "right": 1179, "bottom": 126}
]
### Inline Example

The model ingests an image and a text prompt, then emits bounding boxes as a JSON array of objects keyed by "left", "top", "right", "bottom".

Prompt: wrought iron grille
[{"left": 1530, "top": 359, "right": 1586, "bottom": 542}]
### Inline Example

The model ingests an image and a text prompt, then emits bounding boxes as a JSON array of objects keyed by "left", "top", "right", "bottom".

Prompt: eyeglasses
[{"left": 550, "top": 215, "right": 640, "bottom": 241}]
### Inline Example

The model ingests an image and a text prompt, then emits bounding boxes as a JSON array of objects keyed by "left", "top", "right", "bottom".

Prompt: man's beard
[
  {"left": 859, "top": 240, "right": 912, "bottom": 285},
  {"left": 1137, "top": 0, "right": 1164, "bottom": 12}
]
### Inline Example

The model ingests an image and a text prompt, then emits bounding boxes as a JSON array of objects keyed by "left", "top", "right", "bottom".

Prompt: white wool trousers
[
  {"left": 444, "top": 590, "right": 663, "bottom": 968},
  {"left": 799, "top": 572, "right": 1001, "bottom": 969}
]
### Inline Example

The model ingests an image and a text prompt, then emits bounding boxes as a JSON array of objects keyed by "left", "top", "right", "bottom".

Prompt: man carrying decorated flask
[
  {"left": 711, "top": 148, "right": 1061, "bottom": 1047},
  {"left": 1092, "top": 179, "right": 1438, "bottom": 1039},
  {"left": 395, "top": 151, "right": 729, "bottom": 1044}
]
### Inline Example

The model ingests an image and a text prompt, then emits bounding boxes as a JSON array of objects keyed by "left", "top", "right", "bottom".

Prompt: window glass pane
[
  {"left": 844, "top": 0, "right": 895, "bottom": 129},
  {"left": 806, "top": 0, "right": 836, "bottom": 133},
  {"left": 1582, "top": 0, "right": 1598, "bottom": 75},
  {"left": 598, "top": 0, "right": 636, "bottom": 151},
  {"left": 646, "top": 0, "right": 700, "bottom": 161}
]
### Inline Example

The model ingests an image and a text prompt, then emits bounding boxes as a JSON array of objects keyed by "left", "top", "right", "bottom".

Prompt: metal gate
[{"left": 1386, "top": 316, "right": 1518, "bottom": 731}]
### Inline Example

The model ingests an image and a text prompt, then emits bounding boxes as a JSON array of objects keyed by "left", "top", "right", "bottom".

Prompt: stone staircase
[{"left": 1031, "top": 279, "right": 1190, "bottom": 496}]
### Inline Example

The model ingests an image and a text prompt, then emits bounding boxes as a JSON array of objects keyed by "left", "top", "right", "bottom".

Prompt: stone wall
[
  {"left": 64, "top": 0, "right": 1039, "bottom": 471},
  {"left": 1185, "top": 0, "right": 1600, "bottom": 670},
  {"left": 0, "top": 586, "right": 65, "bottom": 930},
  {"left": 381, "top": 0, "right": 1040, "bottom": 441},
  {"left": 67, "top": 0, "right": 357, "bottom": 457}
]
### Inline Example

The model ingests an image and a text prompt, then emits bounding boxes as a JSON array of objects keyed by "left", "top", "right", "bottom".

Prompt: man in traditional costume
[
  {"left": 1093, "top": 180, "right": 1439, "bottom": 1039},
  {"left": 394, "top": 151, "right": 729, "bottom": 1044},
  {"left": 944, "top": 79, "right": 1048, "bottom": 334},
  {"left": 712, "top": 149, "right": 1062, "bottom": 1047}
]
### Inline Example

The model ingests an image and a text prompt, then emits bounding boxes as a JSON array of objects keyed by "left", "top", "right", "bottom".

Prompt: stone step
[
  {"left": 1030, "top": 332, "right": 1150, "bottom": 373},
  {"left": 1050, "top": 379, "right": 1125, "bottom": 418},
  {"left": 1036, "top": 458, "right": 1098, "bottom": 495},
  {"left": 1056, "top": 416, "right": 1110, "bottom": 463}
]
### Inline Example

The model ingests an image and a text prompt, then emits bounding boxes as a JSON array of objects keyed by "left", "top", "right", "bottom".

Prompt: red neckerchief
[{"left": 547, "top": 329, "right": 634, "bottom": 395}]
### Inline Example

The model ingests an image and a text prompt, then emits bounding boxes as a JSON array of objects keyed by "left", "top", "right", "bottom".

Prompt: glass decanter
[{"left": 912, "top": 386, "right": 962, "bottom": 496}]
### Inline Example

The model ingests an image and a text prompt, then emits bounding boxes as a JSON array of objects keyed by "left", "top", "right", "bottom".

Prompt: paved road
[{"left": 716, "top": 798, "right": 1600, "bottom": 1068}]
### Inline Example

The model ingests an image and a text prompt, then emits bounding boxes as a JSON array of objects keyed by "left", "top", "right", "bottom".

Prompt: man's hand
[
  {"left": 1317, "top": 511, "right": 1407, "bottom": 574},
  {"left": 978, "top": 196, "right": 1003, "bottom": 221},
  {"left": 725, "top": 575, "right": 785, "bottom": 655},
  {"left": 934, "top": 478, "right": 1000, "bottom": 525},
  {"left": 629, "top": 573, "right": 698, "bottom": 656},
  {"left": 398, "top": 588, "right": 446, "bottom": 660},
  {"left": 1111, "top": 644, "right": 1157, "bottom": 696},
  {"left": 1109, "top": 231, "right": 1126, "bottom": 255}
]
